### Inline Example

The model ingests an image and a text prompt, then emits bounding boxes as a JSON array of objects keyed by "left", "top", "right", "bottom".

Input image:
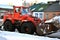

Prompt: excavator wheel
[
  {"left": 21, "top": 22, "right": 35, "bottom": 34},
  {"left": 3, "top": 21, "right": 15, "bottom": 31}
]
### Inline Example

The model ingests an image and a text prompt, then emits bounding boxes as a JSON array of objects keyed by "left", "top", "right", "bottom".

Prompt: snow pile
[
  {"left": 45, "top": 19, "right": 53, "bottom": 23},
  {"left": 45, "top": 16, "right": 60, "bottom": 23},
  {"left": 0, "top": 31, "right": 59, "bottom": 40}
]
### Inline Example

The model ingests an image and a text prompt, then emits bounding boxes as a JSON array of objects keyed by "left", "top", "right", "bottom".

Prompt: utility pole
[{"left": 22, "top": 0, "right": 26, "bottom": 6}]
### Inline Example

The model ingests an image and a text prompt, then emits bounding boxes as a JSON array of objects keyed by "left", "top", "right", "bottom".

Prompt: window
[
  {"left": 15, "top": 8, "right": 19, "bottom": 12},
  {"left": 15, "top": 8, "right": 21, "bottom": 13},
  {"left": 22, "top": 8, "right": 29, "bottom": 13},
  {"left": 39, "top": 13, "right": 43, "bottom": 19},
  {"left": 22, "top": 8, "right": 29, "bottom": 15},
  {"left": 35, "top": 13, "right": 38, "bottom": 17}
]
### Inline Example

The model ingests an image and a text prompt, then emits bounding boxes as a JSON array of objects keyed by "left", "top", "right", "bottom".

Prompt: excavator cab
[{"left": 13, "top": 6, "right": 31, "bottom": 15}]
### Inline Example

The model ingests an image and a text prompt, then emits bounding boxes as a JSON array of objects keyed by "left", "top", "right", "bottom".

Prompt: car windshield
[{"left": 21, "top": 8, "right": 29, "bottom": 15}]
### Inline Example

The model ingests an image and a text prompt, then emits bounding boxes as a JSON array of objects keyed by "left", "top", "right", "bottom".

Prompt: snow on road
[
  {"left": 47, "top": 31, "right": 60, "bottom": 38},
  {"left": 0, "top": 31, "right": 59, "bottom": 40}
]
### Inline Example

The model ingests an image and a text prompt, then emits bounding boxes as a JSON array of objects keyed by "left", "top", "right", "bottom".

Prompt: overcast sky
[
  {"left": 26, "top": 0, "right": 56, "bottom": 3},
  {"left": 0, "top": 0, "right": 56, "bottom": 6}
]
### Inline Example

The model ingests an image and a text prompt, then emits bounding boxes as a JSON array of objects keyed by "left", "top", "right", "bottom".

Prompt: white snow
[
  {"left": 45, "top": 19, "right": 53, "bottom": 23},
  {"left": 0, "top": 31, "right": 59, "bottom": 40},
  {"left": 45, "top": 16, "right": 60, "bottom": 23}
]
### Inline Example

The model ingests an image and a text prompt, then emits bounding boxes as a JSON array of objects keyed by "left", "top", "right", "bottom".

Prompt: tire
[
  {"left": 3, "top": 21, "right": 15, "bottom": 31},
  {"left": 21, "top": 22, "right": 35, "bottom": 34}
]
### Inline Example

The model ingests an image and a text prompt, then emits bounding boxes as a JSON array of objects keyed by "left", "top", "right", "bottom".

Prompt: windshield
[
  {"left": 21, "top": 8, "right": 29, "bottom": 15},
  {"left": 15, "top": 7, "right": 30, "bottom": 15}
]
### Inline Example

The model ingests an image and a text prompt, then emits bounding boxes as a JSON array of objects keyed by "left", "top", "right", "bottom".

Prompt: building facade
[
  {"left": 44, "top": 1, "right": 60, "bottom": 20},
  {"left": 30, "top": 3, "right": 48, "bottom": 20}
]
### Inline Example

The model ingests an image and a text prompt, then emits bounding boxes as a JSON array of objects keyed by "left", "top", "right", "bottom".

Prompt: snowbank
[
  {"left": 45, "top": 16, "right": 60, "bottom": 23},
  {"left": 0, "top": 31, "right": 59, "bottom": 40},
  {"left": 45, "top": 19, "right": 53, "bottom": 23}
]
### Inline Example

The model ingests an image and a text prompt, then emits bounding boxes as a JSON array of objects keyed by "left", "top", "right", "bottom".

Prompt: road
[{"left": 46, "top": 30, "right": 60, "bottom": 39}]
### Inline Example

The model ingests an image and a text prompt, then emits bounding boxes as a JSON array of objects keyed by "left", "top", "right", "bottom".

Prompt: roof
[
  {"left": 0, "top": 4, "right": 13, "bottom": 9},
  {"left": 30, "top": 3, "right": 48, "bottom": 12},
  {"left": 44, "top": 2, "right": 60, "bottom": 12}
]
